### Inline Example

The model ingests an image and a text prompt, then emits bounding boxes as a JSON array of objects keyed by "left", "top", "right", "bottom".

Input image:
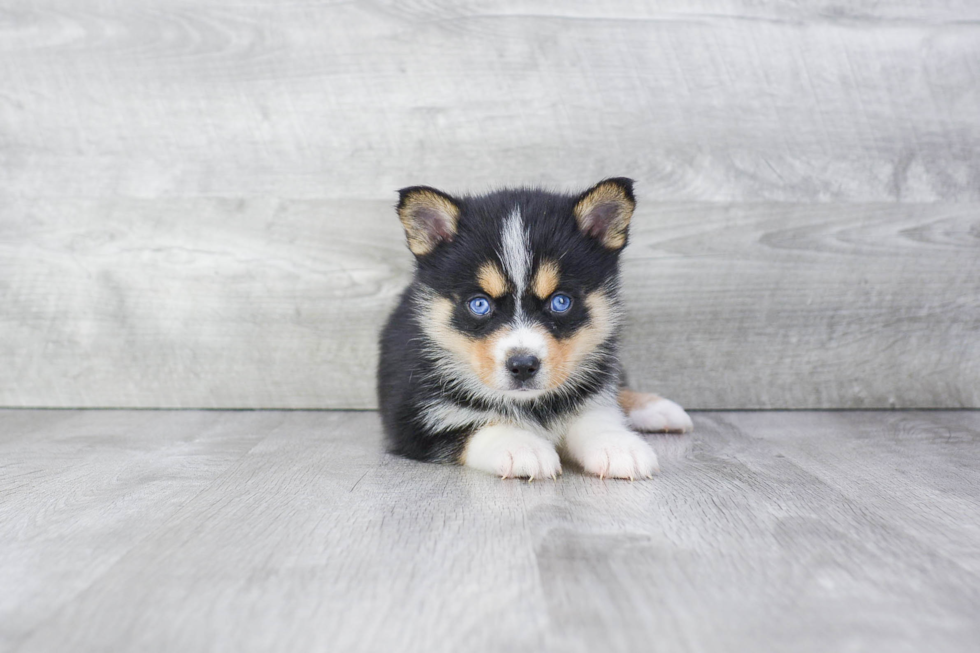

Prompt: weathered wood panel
[
  {"left": 2, "top": 1, "right": 979, "bottom": 408},
  {"left": 1, "top": 199, "right": 977, "bottom": 409},
  {"left": 1, "top": 1, "right": 978, "bottom": 201},
  {"left": 4, "top": 409, "right": 979, "bottom": 652},
  {"left": 623, "top": 203, "right": 980, "bottom": 409}
]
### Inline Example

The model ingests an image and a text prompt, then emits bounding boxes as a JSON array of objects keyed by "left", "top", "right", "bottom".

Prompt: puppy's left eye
[
  {"left": 467, "top": 296, "right": 492, "bottom": 317},
  {"left": 549, "top": 293, "right": 572, "bottom": 313}
]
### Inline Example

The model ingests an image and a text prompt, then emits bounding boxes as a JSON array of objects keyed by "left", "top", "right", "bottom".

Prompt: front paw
[
  {"left": 569, "top": 430, "right": 660, "bottom": 480},
  {"left": 463, "top": 425, "right": 562, "bottom": 480},
  {"left": 627, "top": 397, "right": 693, "bottom": 433}
]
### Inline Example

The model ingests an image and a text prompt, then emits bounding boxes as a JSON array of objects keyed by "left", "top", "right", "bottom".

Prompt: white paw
[
  {"left": 571, "top": 430, "right": 660, "bottom": 480},
  {"left": 463, "top": 425, "right": 561, "bottom": 480},
  {"left": 628, "top": 397, "right": 693, "bottom": 433}
]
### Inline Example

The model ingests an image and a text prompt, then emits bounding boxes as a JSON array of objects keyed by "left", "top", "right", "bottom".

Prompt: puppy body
[{"left": 378, "top": 179, "right": 691, "bottom": 479}]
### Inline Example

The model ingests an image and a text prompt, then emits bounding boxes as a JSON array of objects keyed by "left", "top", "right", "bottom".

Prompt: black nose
[{"left": 507, "top": 354, "right": 540, "bottom": 382}]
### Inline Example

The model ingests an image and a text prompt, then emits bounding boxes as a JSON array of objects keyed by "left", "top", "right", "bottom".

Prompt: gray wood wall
[{"left": 2, "top": 1, "right": 978, "bottom": 409}]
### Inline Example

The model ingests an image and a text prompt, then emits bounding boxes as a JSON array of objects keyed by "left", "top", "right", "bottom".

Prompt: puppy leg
[
  {"left": 619, "top": 389, "right": 693, "bottom": 433},
  {"left": 462, "top": 424, "right": 562, "bottom": 480},
  {"left": 563, "top": 404, "right": 660, "bottom": 480}
]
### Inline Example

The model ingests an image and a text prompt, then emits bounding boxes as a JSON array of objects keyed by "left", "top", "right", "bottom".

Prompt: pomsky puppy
[{"left": 377, "top": 178, "right": 692, "bottom": 480}]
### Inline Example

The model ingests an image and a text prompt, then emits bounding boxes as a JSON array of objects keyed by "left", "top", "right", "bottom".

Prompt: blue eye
[
  {"left": 468, "top": 296, "right": 492, "bottom": 316},
  {"left": 550, "top": 293, "right": 572, "bottom": 313}
]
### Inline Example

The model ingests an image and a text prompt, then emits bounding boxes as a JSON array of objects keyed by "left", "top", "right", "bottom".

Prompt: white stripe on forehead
[{"left": 499, "top": 207, "right": 531, "bottom": 296}]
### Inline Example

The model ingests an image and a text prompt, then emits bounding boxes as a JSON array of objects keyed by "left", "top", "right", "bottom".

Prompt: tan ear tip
[
  {"left": 574, "top": 178, "right": 636, "bottom": 250},
  {"left": 395, "top": 186, "right": 461, "bottom": 256},
  {"left": 397, "top": 185, "right": 449, "bottom": 211},
  {"left": 595, "top": 177, "right": 635, "bottom": 202}
]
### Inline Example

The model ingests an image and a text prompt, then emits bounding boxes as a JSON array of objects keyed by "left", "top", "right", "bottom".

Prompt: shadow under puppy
[{"left": 378, "top": 178, "right": 692, "bottom": 480}]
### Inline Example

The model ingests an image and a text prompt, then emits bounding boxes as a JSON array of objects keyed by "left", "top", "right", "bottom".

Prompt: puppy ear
[
  {"left": 396, "top": 186, "right": 461, "bottom": 256},
  {"left": 573, "top": 177, "right": 636, "bottom": 250}
]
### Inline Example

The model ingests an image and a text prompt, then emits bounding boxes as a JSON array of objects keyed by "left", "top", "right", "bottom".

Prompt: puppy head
[{"left": 396, "top": 179, "right": 634, "bottom": 401}]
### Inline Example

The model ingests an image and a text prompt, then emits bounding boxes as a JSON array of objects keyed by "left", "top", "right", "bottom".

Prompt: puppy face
[{"left": 397, "top": 179, "right": 635, "bottom": 401}]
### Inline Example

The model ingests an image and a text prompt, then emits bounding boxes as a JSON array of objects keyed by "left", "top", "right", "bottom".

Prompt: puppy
[{"left": 377, "top": 178, "right": 692, "bottom": 480}]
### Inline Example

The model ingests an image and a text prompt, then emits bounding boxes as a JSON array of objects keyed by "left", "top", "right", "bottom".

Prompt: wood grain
[
  {"left": 4, "top": 409, "right": 979, "bottom": 652},
  {"left": 8, "top": 411, "right": 552, "bottom": 653},
  {"left": 720, "top": 410, "right": 980, "bottom": 573},
  {"left": 2, "top": 199, "right": 977, "bottom": 409},
  {"left": 2, "top": 1, "right": 978, "bottom": 408},
  {"left": 622, "top": 203, "right": 980, "bottom": 409},
  {"left": 0, "top": 1, "right": 977, "bottom": 201},
  {"left": 536, "top": 411, "right": 980, "bottom": 653},
  {"left": 0, "top": 410, "right": 275, "bottom": 651},
  {"left": 0, "top": 198, "right": 413, "bottom": 409}
]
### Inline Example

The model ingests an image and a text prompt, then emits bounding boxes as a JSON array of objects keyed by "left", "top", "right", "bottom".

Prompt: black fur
[{"left": 378, "top": 181, "right": 633, "bottom": 463}]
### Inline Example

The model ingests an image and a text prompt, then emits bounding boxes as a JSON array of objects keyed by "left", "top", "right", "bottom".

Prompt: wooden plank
[
  {"left": 0, "top": 198, "right": 414, "bottom": 409},
  {"left": 380, "top": 0, "right": 980, "bottom": 22},
  {"left": 6, "top": 410, "right": 980, "bottom": 652},
  {"left": 2, "top": 199, "right": 977, "bottom": 409},
  {"left": 0, "top": 2, "right": 977, "bottom": 201},
  {"left": 721, "top": 410, "right": 980, "bottom": 573},
  {"left": 0, "top": 410, "right": 273, "bottom": 651},
  {"left": 0, "top": 410, "right": 82, "bottom": 446},
  {"left": 13, "top": 411, "right": 553, "bottom": 653},
  {"left": 622, "top": 203, "right": 980, "bottom": 409},
  {"left": 534, "top": 411, "right": 980, "bottom": 653}
]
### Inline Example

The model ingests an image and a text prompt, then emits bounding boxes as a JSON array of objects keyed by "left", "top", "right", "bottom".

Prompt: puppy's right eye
[{"left": 467, "top": 296, "right": 492, "bottom": 317}]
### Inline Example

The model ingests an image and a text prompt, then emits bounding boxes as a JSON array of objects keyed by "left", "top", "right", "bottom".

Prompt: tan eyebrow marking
[
  {"left": 477, "top": 261, "right": 509, "bottom": 298},
  {"left": 532, "top": 259, "right": 560, "bottom": 299}
]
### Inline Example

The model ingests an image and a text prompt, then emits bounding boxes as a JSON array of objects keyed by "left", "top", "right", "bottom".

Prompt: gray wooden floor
[{"left": 2, "top": 410, "right": 978, "bottom": 653}]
